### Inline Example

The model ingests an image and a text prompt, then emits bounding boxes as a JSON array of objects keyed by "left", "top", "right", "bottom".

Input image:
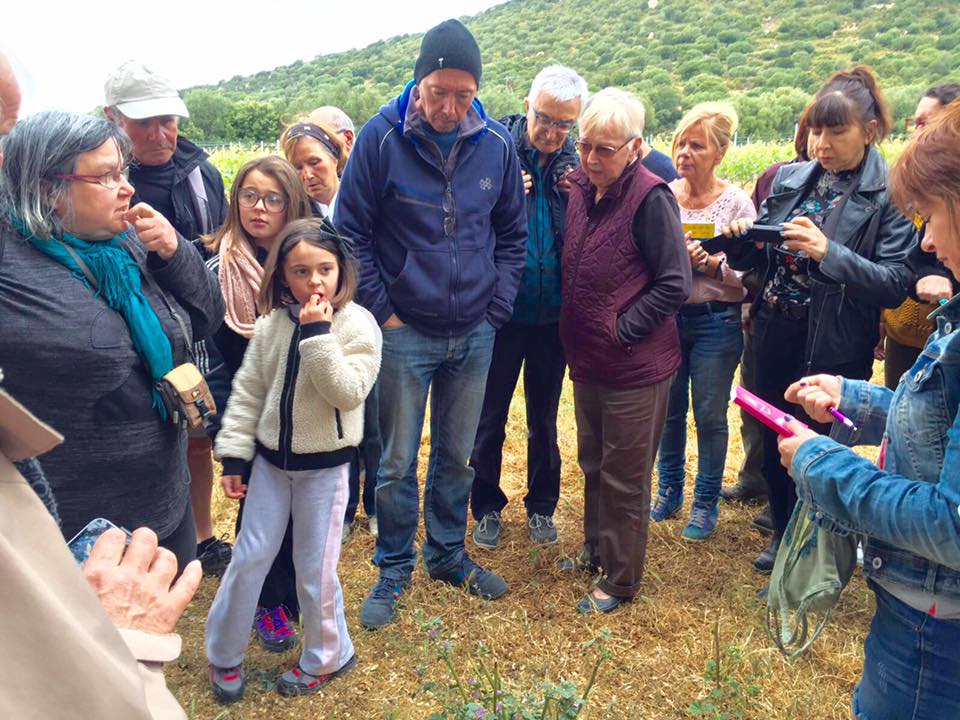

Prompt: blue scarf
[{"left": 13, "top": 217, "right": 174, "bottom": 419}]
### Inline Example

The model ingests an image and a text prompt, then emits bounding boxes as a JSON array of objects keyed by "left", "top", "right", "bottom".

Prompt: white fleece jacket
[{"left": 215, "top": 301, "right": 381, "bottom": 469}]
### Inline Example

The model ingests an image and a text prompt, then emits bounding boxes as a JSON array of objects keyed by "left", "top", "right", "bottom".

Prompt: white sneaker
[{"left": 368, "top": 516, "right": 378, "bottom": 538}]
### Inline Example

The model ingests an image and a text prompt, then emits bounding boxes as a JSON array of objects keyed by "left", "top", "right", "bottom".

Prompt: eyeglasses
[
  {"left": 575, "top": 137, "right": 635, "bottom": 159},
  {"left": 56, "top": 166, "right": 129, "bottom": 190},
  {"left": 533, "top": 110, "right": 576, "bottom": 132},
  {"left": 237, "top": 187, "right": 288, "bottom": 214},
  {"left": 442, "top": 187, "right": 456, "bottom": 237}
]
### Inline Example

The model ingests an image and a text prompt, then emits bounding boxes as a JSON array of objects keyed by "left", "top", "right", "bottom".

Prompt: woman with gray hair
[
  {"left": 0, "top": 110, "right": 224, "bottom": 571},
  {"left": 559, "top": 88, "right": 691, "bottom": 613}
]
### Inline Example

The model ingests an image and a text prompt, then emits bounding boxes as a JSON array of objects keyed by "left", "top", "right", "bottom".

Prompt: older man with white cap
[
  {"left": 104, "top": 60, "right": 231, "bottom": 578},
  {"left": 104, "top": 61, "right": 227, "bottom": 243}
]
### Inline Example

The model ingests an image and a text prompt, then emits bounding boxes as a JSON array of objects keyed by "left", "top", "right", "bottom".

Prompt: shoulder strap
[
  {"left": 56, "top": 241, "right": 99, "bottom": 289},
  {"left": 187, "top": 166, "right": 211, "bottom": 236}
]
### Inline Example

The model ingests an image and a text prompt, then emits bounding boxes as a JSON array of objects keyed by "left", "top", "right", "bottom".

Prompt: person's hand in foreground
[{"left": 83, "top": 527, "right": 201, "bottom": 635}]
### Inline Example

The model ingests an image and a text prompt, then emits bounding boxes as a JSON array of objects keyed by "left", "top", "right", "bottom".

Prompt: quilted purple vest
[{"left": 560, "top": 161, "right": 680, "bottom": 388}]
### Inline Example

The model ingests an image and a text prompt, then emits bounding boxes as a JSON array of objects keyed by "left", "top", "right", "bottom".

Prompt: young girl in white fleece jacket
[{"left": 205, "top": 218, "right": 381, "bottom": 703}]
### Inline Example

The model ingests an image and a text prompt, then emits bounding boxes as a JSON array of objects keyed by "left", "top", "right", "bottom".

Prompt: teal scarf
[{"left": 14, "top": 217, "right": 174, "bottom": 419}]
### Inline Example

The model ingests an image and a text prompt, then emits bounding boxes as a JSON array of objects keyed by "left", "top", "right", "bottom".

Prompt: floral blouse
[{"left": 762, "top": 167, "right": 858, "bottom": 313}]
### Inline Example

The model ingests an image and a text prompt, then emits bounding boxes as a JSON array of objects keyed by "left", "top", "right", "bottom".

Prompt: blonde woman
[{"left": 652, "top": 103, "right": 756, "bottom": 541}]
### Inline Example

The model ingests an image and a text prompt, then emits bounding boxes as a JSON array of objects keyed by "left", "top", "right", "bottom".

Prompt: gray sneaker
[
  {"left": 208, "top": 664, "right": 245, "bottom": 704},
  {"left": 472, "top": 511, "right": 503, "bottom": 549},
  {"left": 360, "top": 576, "right": 410, "bottom": 629},
  {"left": 528, "top": 513, "right": 558, "bottom": 545}
]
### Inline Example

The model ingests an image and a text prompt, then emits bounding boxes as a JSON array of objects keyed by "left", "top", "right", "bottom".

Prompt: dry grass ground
[{"left": 168, "top": 365, "right": 882, "bottom": 719}]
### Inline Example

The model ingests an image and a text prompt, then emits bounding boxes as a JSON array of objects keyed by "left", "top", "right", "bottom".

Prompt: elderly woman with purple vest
[{"left": 559, "top": 88, "right": 691, "bottom": 613}]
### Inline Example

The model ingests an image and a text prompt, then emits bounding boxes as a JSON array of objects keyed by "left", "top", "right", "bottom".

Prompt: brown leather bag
[{"left": 155, "top": 363, "right": 217, "bottom": 430}]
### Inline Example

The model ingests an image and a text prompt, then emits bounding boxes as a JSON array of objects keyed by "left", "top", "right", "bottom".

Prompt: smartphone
[
  {"left": 730, "top": 386, "right": 806, "bottom": 438},
  {"left": 744, "top": 224, "right": 785, "bottom": 244},
  {"left": 67, "top": 517, "right": 132, "bottom": 565}
]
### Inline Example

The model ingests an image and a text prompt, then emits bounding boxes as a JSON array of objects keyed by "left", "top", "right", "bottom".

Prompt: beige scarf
[{"left": 218, "top": 230, "right": 264, "bottom": 339}]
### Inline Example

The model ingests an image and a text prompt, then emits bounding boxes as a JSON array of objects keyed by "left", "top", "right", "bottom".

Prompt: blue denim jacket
[{"left": 790, "top": 294, "right": 960, "bottom": 599}]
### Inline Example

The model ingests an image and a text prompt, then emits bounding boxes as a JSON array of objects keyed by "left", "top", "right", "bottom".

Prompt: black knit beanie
[{"left": 414, "top": 19, "right": 482, "bottom": 87}]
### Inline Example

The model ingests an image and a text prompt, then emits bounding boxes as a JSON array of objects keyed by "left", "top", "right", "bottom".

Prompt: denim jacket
[{"left": 790, "top": 294, "right": 960, "bottom": 599}]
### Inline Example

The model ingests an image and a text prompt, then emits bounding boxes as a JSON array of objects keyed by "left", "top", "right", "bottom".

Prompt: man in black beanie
[{"left": 336, "top": 18, "right": 527, "bottom": 629}]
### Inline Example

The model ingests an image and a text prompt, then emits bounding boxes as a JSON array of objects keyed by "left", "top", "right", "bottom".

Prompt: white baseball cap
[{"left": 104, "top": 61, "right": 189, "bottom": 119}]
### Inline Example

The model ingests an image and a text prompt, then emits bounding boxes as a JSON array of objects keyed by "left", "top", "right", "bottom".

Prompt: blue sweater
[{"left": 336, "top": 81, "right": 527, "bottom": 336}]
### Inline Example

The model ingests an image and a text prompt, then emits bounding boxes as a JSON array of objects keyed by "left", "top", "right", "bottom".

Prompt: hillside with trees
[{"left": 180, "top": 0, "right": 960, "bottom": 142}]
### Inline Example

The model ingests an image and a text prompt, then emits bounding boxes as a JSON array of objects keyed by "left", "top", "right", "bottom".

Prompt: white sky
[{"left": 4, "top": 0, "right": 508, "bottom": 116}]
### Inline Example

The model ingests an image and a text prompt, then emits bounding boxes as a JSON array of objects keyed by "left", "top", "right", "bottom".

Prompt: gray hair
[
  {"left": 0, "top": 110, "right": 130, "bottom": 240},
  {"left": 309, "top": 106, "right": 355, "bottom": 134},
  {"left": 528, "top": 65, "right": 589, "bottom": 107},
  {"left": 579, "top": 87, "right": 646, "bottom": 141}
]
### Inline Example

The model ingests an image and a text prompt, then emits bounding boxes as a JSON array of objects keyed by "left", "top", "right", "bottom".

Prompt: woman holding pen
[
  {"left": 776, "top": 98, "right": 960, "bottom": 720},
  {"left": 723, "top": 66, "right": 915, "bottom": 572}
]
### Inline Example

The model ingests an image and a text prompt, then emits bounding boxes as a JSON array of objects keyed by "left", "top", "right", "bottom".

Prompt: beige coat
[{"left": 0, "top": 387, "right": 186, "bottom": 720}]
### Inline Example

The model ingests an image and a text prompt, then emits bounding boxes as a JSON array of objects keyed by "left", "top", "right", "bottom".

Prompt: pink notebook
[{"left": 731, "top": 386, "right": 805, "bottom": 438}]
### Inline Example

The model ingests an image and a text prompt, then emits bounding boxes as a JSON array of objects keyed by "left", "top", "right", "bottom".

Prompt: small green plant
[
  {"left": 412, "top": 611, "right": 611, "bottom": 720},
  {"left": 686, "top": 619, "right": 761, "bottom": 720}
]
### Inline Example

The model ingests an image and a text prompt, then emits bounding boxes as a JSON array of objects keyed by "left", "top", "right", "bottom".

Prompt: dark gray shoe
[
  {"left": 751, "top": 505, "right": 774, "bottom": 536},
  {"left": 528, "top": 513, "right": 558, "bottom": 545},
  {"left": 472, "top": 511, "right": 503, "bottom": 549},
  {"left": 360, "top": 577, "right": 410, "bottom": 629},
  {"left": 721, "top": 477, "right": 767, "bottom": 504},
  {"left": 753, "top": 536, "right": 780, "bottom": 575},
  {"left": 430, "top": 555, "right": 508, "bottom": 599}
]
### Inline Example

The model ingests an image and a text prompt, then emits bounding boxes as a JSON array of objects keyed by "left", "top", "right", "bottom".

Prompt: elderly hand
[
  {"left": 124, "top": 203, "right": 179, "bottom": 260},
  {"left": 784, "top": 373, "right": 842, "bottom": 425},
  {"left": 557, "top": 166, "right": 575, "bottom": 193},
  {"left": 521, "top": 170, "right": 533, "bottom": 196},
  {"left": 300, "top": 293, "right": 333, "bottom": 325},
  {"left": 83, "top": 527, "right": 201, "bottom": 635},
  {"left": 686, "top": 234, "right": 709, "bottom": 271},
  {"left": 221, "top": 474, "right": 247, "bottom": 499},
  {"left": 916, "top": 274, "right": 954, "bottom": 304},
  {"left": 778, "top": 417, "right": 821, "bottom": 472},
  {"left": 782, "top": 216, "right": 829, "bottom": 262}
]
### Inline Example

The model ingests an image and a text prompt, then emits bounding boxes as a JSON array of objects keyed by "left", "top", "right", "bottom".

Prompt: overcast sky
[{"left": 4, "top": 0, "right": 508, "bottom": 116}]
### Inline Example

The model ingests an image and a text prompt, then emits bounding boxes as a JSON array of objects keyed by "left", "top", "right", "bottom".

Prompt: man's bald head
[
  {"left": 0, "top": 52, "right": 22, "bottom": 167},
  {"left": 309, "top": 106, "right": 355, "bottom": 154}
]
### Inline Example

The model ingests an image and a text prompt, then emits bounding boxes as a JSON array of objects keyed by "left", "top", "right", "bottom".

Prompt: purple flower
[
  {"left": 474, "top": 709, "right": 486, "bottom": 719},
  {"left": 467, "top": 676, "right": 479, "bottom": 687},
  {"left": 412, "top": 666, "right": 423, "bottom": 677},
  {"left": 427, "top": 629, "right": 439, "bottom": 640}
]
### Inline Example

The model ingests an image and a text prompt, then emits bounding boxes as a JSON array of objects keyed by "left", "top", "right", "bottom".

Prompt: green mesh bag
[{"left": 766, "top": 500, "right": 859, "bottom": 659}]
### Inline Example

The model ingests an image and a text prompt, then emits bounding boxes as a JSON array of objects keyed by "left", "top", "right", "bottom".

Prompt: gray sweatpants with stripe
[{"left": 206, "top": 455, "right": 354, "bottom": 674}]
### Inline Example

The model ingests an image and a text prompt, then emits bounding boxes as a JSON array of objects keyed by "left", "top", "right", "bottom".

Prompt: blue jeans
[
  {"left": 656, "top": 304, "right": 743, "bottom": 503},
  {"left": 852, "top": 581, "right": 960, "bottom": 720},
  {"left": 373, "top": 320, "right": 496, "bottom": 580}
]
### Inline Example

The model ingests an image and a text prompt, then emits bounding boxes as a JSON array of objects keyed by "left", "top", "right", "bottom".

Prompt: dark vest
[{"left": 560, "top": 161, "right": 680, "bottom": 388}]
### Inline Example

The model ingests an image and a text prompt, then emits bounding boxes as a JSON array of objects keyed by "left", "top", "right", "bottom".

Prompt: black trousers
[
  {"left": 753, "top": 305, "right": 873, "bottom": 537},
  {"left": 345, "top": 380, "right": 381, "bottom": 523},
  {"left": 159, "top": 499, "right": 197, "bottom": 580},
  {"left": 469, "top": 322, "right": 566, "bottom": 520}
]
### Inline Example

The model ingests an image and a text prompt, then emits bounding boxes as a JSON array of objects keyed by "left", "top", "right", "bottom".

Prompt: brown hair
[
  {"left": 671, "top": 101, "right": 739, "bottom": 163},
  {"left": 280, "top": 118, "right": 348, "bottom": 177},
  {"left": 257, "top": 217, "right": 359, "bottom": 315},
  {"left": 794, "top": 108, "right": 811, "bottom": 162},
  {"left": 203, "top": 156, "right": 311, "bottom": 253},
  {"left": 804, "top": 65, "right": 892, "bottom": 142},
  {"left": 890, "top": 100, "right": 960, "bottom": 236}
]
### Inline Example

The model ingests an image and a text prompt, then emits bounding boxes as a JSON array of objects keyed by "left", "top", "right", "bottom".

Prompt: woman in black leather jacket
[{"left": 724, "top": 66, "right": 915, "bottom": 572}]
